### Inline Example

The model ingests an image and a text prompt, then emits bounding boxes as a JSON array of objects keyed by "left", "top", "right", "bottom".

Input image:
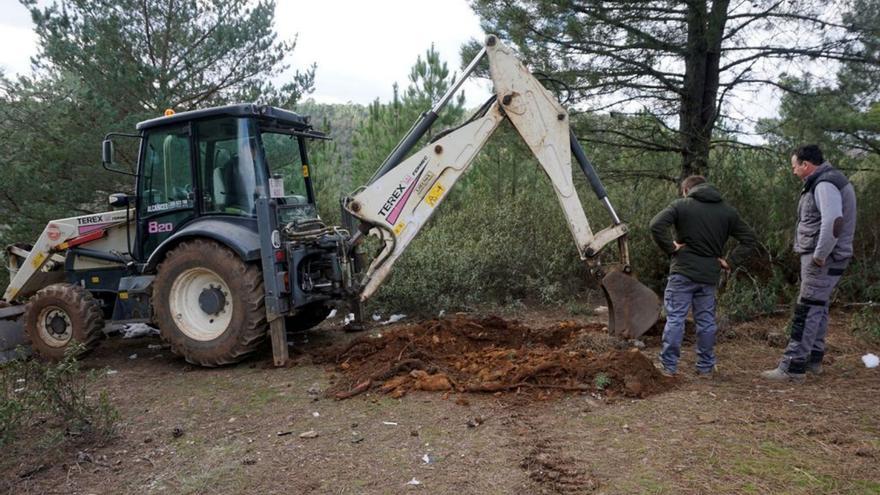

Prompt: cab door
[{"left": 137, "top": 124, "right": 196, "bottom": 260}]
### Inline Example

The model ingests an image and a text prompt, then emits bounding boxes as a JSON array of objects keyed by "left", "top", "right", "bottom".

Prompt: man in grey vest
[{"left": 762, "top": 144, "right": 857, "bottom": 382}]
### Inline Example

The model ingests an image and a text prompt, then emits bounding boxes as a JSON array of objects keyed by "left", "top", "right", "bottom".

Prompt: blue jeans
[{"left": 659, "top": 274, "right": 717, "bottom": 373}]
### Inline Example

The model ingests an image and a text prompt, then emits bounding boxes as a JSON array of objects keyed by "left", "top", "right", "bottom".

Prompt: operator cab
[{"left": 130, "top": 104, "right": 327, "bottom": 260}]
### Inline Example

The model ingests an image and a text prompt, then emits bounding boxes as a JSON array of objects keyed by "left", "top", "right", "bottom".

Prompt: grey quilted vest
[{"left": 794, "top": 162, "right": 857, "bottom": 259}]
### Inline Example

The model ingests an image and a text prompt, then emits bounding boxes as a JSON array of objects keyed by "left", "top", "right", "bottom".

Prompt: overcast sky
[
  {"left": 0, "top": 0, "right": 782, "bottom": 133},
  {"left": 0, "top": 0, "right": 494, "bottom": 107}
]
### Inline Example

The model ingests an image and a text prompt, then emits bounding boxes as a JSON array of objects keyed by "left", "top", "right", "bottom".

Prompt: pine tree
[{"left": 349, "top": 46, "right": 467, "bottom": 189}]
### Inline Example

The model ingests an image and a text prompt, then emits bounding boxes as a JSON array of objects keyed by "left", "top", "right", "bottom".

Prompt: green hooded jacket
[{"left": 649, "top": 183, "right": 757, "bottom": 285}]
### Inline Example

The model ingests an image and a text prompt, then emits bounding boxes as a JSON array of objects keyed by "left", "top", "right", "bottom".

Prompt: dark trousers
[{"left": 781, "top": 254, "right": 849, "bottom": 373}]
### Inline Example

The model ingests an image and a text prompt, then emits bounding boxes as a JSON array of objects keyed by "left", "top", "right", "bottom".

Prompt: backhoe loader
[{"left": 0, "top": 35, "right": 660, "bottom": 366}]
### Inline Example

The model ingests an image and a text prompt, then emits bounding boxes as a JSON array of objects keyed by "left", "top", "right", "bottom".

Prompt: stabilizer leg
[{"left": 269, "top": 317, "right": 288, "bottom": 367}]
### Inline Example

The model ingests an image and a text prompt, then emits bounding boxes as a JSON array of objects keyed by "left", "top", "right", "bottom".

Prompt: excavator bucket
[{"left": 601, "top": 271, "right": 661, "bottom": 339}]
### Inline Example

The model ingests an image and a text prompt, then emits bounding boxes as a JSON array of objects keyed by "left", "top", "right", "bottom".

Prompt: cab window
[
  {"left": 261, "top": 132, "right": 308, "bottom": 199},
  {"left": 139, "top": 126, "right": 193, "bottom": 215},
  {"left": 196, "top": 118, "right": 265, "bottom": 216}
]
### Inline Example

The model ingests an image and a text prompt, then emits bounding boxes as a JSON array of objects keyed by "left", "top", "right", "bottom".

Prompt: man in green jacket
[{"left": 650, "top": 176, "right": 757, "bottom": 376}]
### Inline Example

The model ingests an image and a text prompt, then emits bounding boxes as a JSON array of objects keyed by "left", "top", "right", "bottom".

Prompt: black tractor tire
[
  {"left": 153, "top": 239, "right": 267, "bottom": 367},
  {"left": 24, "top": 283, "right": 105, "bottom": 360},
  {"left": 285, "top": 303, "right": 332, "bottom": 333}
]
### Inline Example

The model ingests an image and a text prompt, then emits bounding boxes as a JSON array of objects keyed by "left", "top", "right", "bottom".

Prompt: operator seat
[{"left": 213, "top": 153, "right": 253, "bottom": 214}]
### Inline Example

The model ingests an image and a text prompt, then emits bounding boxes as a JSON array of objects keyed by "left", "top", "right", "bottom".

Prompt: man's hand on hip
[{"left": 718, "top": 258, "right": 731, "bottom": 272}]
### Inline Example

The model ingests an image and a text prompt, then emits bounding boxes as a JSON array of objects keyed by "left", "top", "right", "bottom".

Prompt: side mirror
[
  {"left": 101, "top": 132, "right": 139, "bottom": 176},
  {"left": 108, "top": 193, "right": 130, "bottom": 208},
  {"left": 102, "top": 139, "right": 115, "bottom": 165}
]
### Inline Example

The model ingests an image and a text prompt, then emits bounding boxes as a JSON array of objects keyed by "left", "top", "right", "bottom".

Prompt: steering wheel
[{"left": 171, "top": 184, "right": 193, "bottom": 201}]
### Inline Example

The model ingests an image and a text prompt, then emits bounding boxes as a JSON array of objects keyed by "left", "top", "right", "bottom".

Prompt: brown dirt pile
[{"left": 320, "top": 315, "right": 674, "bottom": 400}]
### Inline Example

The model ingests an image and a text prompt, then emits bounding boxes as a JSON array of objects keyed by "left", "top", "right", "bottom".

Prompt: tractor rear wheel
[
  {"left": 153, "top": 239, "right": 267, "bottom": 366},
  {"left": 24, "top": 283, "right": 105, "bottom": 360}
]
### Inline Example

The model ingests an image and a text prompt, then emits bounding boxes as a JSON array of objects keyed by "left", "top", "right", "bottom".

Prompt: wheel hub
[
  {"left": 168, "top": 267, "right": 234, "bottom": 341},
  {"left": 37, "top": 306, "right": 72, "bottom": 347},
  {"left": 48, "top": 314, "right": 69, "bottom": 336},
  {"left": 198, "top": 286, "right": 226, "bottom": 315}
]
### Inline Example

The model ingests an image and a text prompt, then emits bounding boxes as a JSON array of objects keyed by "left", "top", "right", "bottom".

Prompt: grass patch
[
  {"left": 851, "top": 480, "right": 880, "bottom": 495},
  {"left": 728, "top": 442, "right": 839, "bottom": 493},
  {"left": 248, "top": 388, "right": 281, "bottom": 408},
  {"left": 173, "top": 444, "right": 248, "bottom": 494},
  {"left": 614, "top": 474, "right": 672, "bottom": 494}
]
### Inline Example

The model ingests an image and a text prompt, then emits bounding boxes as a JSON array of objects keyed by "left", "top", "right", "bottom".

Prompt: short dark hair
[
  {"left": 794, "top": 144, "right": 824, "bottom": 166},
  {"left": 681, "top": 175, "right": 706, "bottom": 192}
]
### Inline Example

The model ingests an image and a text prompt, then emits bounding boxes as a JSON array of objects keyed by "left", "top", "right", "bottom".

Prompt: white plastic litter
[
  {"left": 406, "top": 478, "right": 421, "bottom": 486},
  {"left": 382, "top": 421, "right": 398, "bottom": 426},
  {"left": 312, "top": 411, "right": 320, "bottom": 417},
  {"left": 382, "top": 314, "right": 406, "bottom": 325},
  {"left": 106, "top": 369, "right": 118, "bottom": 375},
  {"left": 862, "top": 353, "right": 879, "bottom": 368},
  {"left": 438, "top": 310, "right": 445, "bottom": 318},
  {"left": 343, "top": 313, "right": 356, "bottom": 325},
  {"left": 327, "top": 308, "right": 337, "bottom": 319},
  {"left": 121, "top": 323, "right": 159, "bottom": 339},
  {"left": 372, "top": 313, "right": 382, "bottom": 321},
  {"left": 421, "top": 454, "right": 432, "bottom": 464},
  {"left": 128, "top": 353, "right": 138, "bottom": 360}
]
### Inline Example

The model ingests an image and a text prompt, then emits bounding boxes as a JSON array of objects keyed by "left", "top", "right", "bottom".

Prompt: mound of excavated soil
[{"left": 319, "top": 315, "right": 674, "bottom": 400}]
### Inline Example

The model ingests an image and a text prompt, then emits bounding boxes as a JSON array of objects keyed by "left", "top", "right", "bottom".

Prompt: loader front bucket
[
  {"left": 0, "top": 303, "right": 28, "bottom": 363},
  {"left": 601, "top": 271, "right": 660, "bottom": 339}
]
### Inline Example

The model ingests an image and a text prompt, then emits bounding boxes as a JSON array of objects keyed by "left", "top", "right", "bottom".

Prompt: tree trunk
[{"left": 679, "top": 0, "right": 729, "bottom": 185}]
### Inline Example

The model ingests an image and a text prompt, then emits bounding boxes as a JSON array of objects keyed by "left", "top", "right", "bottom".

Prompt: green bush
[
  {"left": 0, "top": 346, "right": 119, "bottom": 448},
  {"left": 367, "top": 185, "right": 589, "bottom": 314},
  {"left": 593, "top": 372, "right": 612, "bottom": 391},
  {"left": 850, "top": 307, "right": 880, "bottom": 343},
  {"left": 354, "top": 141, "right": 877, "bottom": 318},
  {"left": 719, "top": 265, "right": 795, "bottom": 322}
]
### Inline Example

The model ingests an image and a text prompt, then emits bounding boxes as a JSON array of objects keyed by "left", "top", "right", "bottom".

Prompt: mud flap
[{"left": 601, "top": 271, "right": 660, "bottom": 339}]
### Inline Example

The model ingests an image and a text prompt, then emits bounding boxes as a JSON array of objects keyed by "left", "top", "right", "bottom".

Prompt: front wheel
[
  {"left": 153, "top": 239, "right": 267, "bottom": 366},
  {"left": 24, "top": 284, "right": 104, "bottom": 360}
]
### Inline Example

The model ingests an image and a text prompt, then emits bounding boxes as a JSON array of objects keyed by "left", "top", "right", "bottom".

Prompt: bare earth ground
[{"left": 2, "top": 308, "right": 879, "bottom": 495}]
